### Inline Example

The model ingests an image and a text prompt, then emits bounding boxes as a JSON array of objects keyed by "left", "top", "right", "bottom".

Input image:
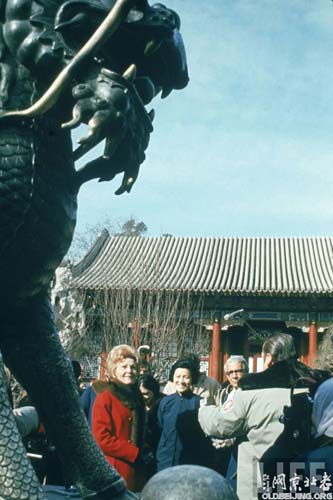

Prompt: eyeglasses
[{"left": 226, "top": 369, "right": 244, "bottom": 376}]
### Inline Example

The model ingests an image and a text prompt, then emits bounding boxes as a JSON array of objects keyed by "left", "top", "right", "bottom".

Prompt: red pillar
[
  {"left": 209, "top": 319, "right": 222, "bottom": 381},
  {"left": 300, "top": 330, "right": 308, "bottom": 365},
  {"left": 131, "top": 319, "right": 140, "bottom": 349},
  {"left": 99, "top": 351, "right": 107, "bottom": 380},
  {"left": 308, "top": 322, "right": 318, "bottom": 367},
  {"left": 222, "top": 329, "right": 229, "bottom": 382}
]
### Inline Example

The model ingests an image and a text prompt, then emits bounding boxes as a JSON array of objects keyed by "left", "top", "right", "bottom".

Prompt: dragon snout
[{"left": 171, "top": 30, "right": 189, "bottom": 90}]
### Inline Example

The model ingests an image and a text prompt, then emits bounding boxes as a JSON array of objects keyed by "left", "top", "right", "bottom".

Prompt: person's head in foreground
[{"left": 140, "top": 465, "right": 239, "bottom": 500}]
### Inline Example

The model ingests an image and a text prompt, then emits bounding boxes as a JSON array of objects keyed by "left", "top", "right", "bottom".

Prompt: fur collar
[
  {"left": 92, "top": 380, "right": 109, "bottom": 394},
  {"left": 92, "top": 380, "right": 144, "bottom": 411},
  {"left": 238, "top": 359, "right": 330, "bottom": 392}
]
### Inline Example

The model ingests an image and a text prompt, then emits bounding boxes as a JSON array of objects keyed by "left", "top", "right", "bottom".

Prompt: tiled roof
[{"left": 72, "top": 233, "right": 333, "bottom": 296}]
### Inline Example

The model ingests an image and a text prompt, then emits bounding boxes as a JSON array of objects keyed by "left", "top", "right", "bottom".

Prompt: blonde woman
[{"left": 92, "top": 345, "right": 145, "bottom": 491}]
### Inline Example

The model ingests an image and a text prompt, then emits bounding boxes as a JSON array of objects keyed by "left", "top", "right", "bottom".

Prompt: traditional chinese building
[{"left": 72, "top": 232, "right": 333, "bottom": 381}]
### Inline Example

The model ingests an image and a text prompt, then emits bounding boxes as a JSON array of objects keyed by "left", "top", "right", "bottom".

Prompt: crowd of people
[{"left": 5, "top": 332, "right": 333, "bottom": 499}]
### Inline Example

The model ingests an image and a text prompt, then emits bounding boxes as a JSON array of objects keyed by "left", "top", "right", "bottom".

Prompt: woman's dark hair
[
  {"left": 169, "top": 358, "right": 198, "bottom": 384},
  {"left": 262, "top": 333, "right": 297, "bottom": 363},
  {"left": 139, "top": 374, "right": 160, "bottom": 398}
]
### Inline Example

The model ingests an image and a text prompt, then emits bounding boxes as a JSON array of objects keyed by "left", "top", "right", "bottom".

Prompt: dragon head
[
  {"left": 0, "top": 0, "right": 189, "bottom": 195},
  {"left": 55, "top": 0, "right": 189, "bottom": 104}
]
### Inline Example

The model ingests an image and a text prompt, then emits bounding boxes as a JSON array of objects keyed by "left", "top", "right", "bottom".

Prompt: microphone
[{"left": 224, "top": 309, "right": 246, "bottom": 321}]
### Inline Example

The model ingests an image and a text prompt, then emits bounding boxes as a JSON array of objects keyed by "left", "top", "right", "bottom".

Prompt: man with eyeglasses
[
  {"left": 212, "top": 356, "right": 248, "bottom": 488},
  {"left": 220, "top": 356, "right": 249, "bottom": 405}
]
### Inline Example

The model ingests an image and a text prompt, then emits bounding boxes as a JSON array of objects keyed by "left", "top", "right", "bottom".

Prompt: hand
[{"left": 211, "top": 438, "right": 235, "bottom": 449}]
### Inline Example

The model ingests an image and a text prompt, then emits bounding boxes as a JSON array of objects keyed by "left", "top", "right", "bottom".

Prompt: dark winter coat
[
  {"left": 80, "top": 381, "right": 103, "bottom": 428},
  {"left": 156, "top": 391, "right": 214, "bottom": 471},
  {"left": 144, "top": 393, "right": 164, "bottom": 454},
  {"left": 92, "top": 381, "right": 145, "bottom": 491}
]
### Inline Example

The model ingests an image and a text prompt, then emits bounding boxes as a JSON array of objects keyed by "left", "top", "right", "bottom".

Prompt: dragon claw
[{"left": 62, "top": 111, "right": 82, "bottom": 129}]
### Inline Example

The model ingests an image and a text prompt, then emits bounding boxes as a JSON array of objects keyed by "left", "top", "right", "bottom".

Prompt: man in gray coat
[{"left": 198, "top": 334, "right": 328, "bottom": 500}]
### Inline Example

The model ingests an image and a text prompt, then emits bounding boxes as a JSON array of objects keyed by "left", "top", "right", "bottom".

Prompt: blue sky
[{"left": 73, "top": 0, "right": 333, "bottom": 238}]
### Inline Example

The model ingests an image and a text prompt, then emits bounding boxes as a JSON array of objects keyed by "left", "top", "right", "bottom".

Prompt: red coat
[{"left": 92, "top": 389, "right": 140, "bottom": 490}]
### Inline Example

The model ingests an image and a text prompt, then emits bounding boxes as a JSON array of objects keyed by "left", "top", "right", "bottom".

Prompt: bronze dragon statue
[{"left": 0, "top": 0, "right": 188, "bottom": 498}]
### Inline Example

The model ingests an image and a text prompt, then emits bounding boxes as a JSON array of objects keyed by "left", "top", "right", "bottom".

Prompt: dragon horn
[{"left": 0, "top": 0, "right": 136, "bottom": 120}]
